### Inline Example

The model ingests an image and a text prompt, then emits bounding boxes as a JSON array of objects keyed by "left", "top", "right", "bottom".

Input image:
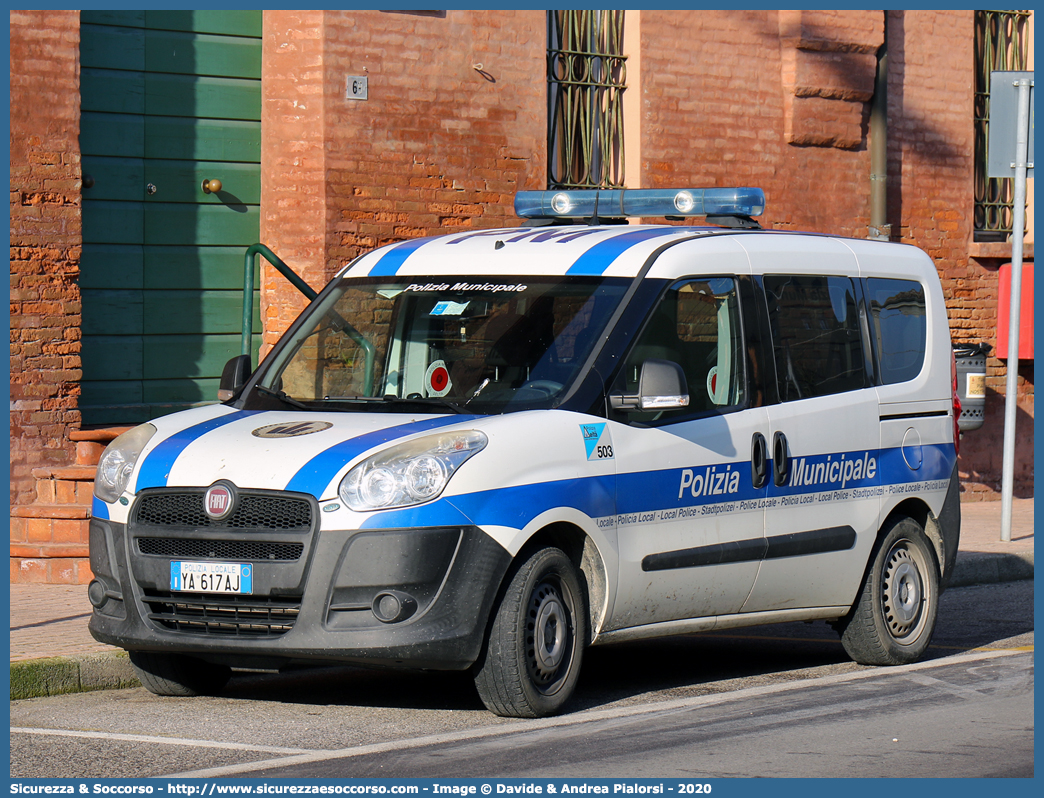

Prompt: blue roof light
[{"left": 514, "top": 187, "right": 766, "bottom": 220}]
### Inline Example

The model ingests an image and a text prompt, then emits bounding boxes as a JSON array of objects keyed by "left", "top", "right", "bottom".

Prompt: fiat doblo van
[{"left": 88, "top": 188, "right": 960, "bottom": 717}]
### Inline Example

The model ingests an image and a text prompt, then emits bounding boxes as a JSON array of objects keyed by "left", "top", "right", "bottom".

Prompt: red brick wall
[
  {"left": 9, "top": 10, "right": 1018, "bottom": 505},
  {"left": 638, "top": 9, "right": 1031, "bottom": 498},
  {"left": 9, "top": 10, "right": 82, "bottom": 506},
  {"left": 260, "top": 10, "right": 330, "bottom": 354},
  {"left": 889, "top": 10, "right": 1033, "bottom": 498},
  {"left": 259, "top": 9, "right": 547, "bottom": 350},
  {"left": 639, "top": 10, "right": 883, "bottom": 236}
]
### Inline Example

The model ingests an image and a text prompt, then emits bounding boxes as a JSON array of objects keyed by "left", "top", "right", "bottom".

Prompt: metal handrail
[
  {"left": 241, "top": 244, "right": 376, "bottom": 392},
  {"left": 242, "top": 244, "right": 316, "bottom": 357}
]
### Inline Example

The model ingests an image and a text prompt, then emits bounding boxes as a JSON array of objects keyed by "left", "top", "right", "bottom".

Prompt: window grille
[
  {"left": 547, "top": 11, "right": 627, "bottom": 189},
  {"left": 974, "top": 10, "right": 1031, "bottom": 240}
]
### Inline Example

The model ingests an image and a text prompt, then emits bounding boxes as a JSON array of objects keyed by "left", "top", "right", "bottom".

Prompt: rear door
[{"left": 738, "top": 237, "right": 881, "bottom": 613}]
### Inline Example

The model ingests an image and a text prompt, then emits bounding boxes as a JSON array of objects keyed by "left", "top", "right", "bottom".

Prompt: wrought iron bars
[
  {"left": 974, "top": 10, "right": 1031, "bottom": 240},
  {"left": 547, "top": 10, "right": 627, "bottom": 189}
]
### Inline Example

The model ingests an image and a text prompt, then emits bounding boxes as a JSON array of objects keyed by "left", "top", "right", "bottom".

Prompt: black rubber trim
[
  {"left": 879, "top": 410, "right": 950, "bottom": 421},
  {"left": 936, "top": 461, "right": 962, "bottom": 591},
  {"left": 765, "top": 525, "right": 856, "bottom": 559},
  {"left": 642, "top": 525, "right": 856, "bottom": 572},
  {"left": 643, "top": 538, "right": 766, "bottom": 571}
]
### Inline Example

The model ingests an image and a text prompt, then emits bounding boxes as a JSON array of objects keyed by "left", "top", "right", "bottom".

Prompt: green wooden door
[{"left": 79, "top": 10, "right": 262, "bottom": 426}]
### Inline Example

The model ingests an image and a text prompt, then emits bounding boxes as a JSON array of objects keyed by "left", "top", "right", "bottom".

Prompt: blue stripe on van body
[
  {"left": 566, "top": 228, "right": 687, "bottom": 275},
  {"left": 360, "top": 474, "right": 616, "bottom": 531},
  {"left": 357, "top": 442, "right": 956, "bottom": 532},
  {"left": 92, "top": 497, "right": 109, "bottom": 521},
  {"left": 368, "top": 238, "right": 434, "bottom": 276},
  {"left": 134, "top": 410, "right": 264, "bottom": 491},
  {"left": 284, "top": 414, "right": 479, "bottom": 498}
]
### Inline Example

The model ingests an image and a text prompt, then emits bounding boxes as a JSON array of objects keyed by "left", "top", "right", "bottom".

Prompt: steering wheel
[{"left": 519, "top": 380, "right": 563, "bottom": 398}]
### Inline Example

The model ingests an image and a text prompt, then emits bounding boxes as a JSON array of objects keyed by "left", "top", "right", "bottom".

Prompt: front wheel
[
  {"left": 473, "top": 547, "right": 586, "bottom": 718},
  {"left": 838, "top": 516, "right": 939, "bottom": 666},
  {"left": 129, "top": 650, "right": 231, "bottom": 697}
]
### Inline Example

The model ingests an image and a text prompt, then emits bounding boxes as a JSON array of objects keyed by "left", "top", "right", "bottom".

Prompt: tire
[
  {"left": 838, "top": 516, "right": 939, "bottom": 666},
  {"left": 129, "top": 650, "right": 232, "bottom": 697},
  {"left": 473, "top": 547, "right": 586, "bottom": 718}
]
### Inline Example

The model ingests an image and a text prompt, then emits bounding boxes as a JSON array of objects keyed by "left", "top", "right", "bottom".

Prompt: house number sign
[{"left": 346, "top": 75, "right": 368, "bottom": 101}]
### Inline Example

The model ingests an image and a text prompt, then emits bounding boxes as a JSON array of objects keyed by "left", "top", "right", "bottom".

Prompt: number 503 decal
[{"left": 581, "top": 422, "right": 615, "bottom": 461}]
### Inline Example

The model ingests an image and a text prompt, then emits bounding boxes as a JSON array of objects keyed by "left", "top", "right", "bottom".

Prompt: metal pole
[
  {"left": 868, "top": 20, "right": 889, "bottom": 241},
  {"left": 999, "top": 77, "right": 1031, "bottom": 543}
]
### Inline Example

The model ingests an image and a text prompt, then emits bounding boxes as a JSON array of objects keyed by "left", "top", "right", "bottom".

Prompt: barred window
[
  {"left": 547, "top": 11, "right": 627, "bottom": 189},
  {"left": 974, "top": 10, "right": 1031, "bottom": 241}
]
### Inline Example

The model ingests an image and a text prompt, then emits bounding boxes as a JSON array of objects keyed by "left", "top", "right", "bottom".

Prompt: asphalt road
[{"left": 10, "top": 580, "right": 1034, "bottom": 779}]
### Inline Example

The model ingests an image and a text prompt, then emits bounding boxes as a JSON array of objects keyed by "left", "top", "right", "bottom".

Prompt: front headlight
[
  {"left": 339, "top": 429, "right": 487, "bottom": 511},
  {"left": 94, "top": 424, "right": 157, "bottom": 503}
]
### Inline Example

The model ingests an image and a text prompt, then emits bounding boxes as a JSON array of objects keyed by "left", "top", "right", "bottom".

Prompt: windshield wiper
[
  {"left": 323, "top": 395, "right": 470, "bottom": 414},
  {"left": 255, "top": 385, "right": 310, "bottom": 410},
  {"left": 399, "top": 396, "right": 470, "bottom": 414},
  {"left": 465, "top": 378, "right": 491, "bottom": 405}
]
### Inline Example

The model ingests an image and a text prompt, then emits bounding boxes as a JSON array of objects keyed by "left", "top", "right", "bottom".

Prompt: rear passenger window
[
  {"left": 764, "top": 274, "right": 866, "bottom": 401},
  {"left": 866, "top": 278, "right": 927, "bottom": 384}
]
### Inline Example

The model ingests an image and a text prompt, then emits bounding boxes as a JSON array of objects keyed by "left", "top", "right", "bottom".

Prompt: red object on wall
[{"left": 997, "top": 261, "right": 1034, "bottom": 360}]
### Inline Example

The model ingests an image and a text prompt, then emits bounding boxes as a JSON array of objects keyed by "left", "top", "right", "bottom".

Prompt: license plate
[{"left": 171, "top": 561, "right": 252, "bottom": 594}]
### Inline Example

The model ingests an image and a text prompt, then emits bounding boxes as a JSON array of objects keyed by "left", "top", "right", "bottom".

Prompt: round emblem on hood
[
  {"left": 204, "top": 482, "right": 237, "bottom": 521},
  {"left": 251, "top": 421, "right": 333, "bottom": 439}
]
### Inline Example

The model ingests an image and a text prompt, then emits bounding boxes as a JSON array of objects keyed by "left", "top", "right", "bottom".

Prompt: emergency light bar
[{"left": 514, "top": 187, "right": 766, "bottom": 220}]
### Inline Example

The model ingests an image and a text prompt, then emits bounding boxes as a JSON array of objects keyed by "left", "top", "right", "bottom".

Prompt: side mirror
[
  {"left": 218, "top": 354, "right": 252, "bottom": 402},
  {"left": 610, "top": 359, "right": 690, "bottom": 412}
]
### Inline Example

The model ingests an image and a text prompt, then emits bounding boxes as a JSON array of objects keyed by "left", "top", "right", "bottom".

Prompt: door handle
[
  {"left": 201, "top": 178, "right": 223, "bottom": 194},
  {"left": 751, "top": 432, "right": 768, "bottom": 488},
  {"left": 772, "top": 431, "right": 789, "bottom": 487}
]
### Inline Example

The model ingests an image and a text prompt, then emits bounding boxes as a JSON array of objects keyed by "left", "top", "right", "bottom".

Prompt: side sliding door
[{"left": 739, "top": 237, "right": 882, "bottom": 614}]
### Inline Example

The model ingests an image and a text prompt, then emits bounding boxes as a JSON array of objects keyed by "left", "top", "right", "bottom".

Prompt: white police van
[{"left": 88, "top": 188, "right": 961, "bottom": 718}]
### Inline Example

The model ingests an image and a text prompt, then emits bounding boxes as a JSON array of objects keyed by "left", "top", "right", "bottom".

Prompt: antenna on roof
[{"left": 588, "top": 190, "right": 601, "bottom": 226}]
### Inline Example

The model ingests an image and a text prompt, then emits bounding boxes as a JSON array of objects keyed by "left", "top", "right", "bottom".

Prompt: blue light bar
[{"left": 514, "top": 187, "right": 766, "bottom": 220}]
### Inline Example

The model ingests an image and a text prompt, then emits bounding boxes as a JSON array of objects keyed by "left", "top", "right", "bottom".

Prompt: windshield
[{"left": 254, "top": 275, "right": 630, "bottom": 414}]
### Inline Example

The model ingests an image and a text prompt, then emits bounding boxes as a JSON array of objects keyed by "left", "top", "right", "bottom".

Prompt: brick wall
[
  {"left": 9, "top": 10, "right": 82, "bottom": 506},
  {"left": 889, "top": 10, "right": 1033, "bottom": 498},
  {"left": 637, "top": 9, "right": 1031, "bottom": 498},
  {"left": 259, "top": 9, "right": 547, "bottom": 350},
  {"left": 639, "top": 10, "right": 883, "bottom": 237},
  {"left": 260, "top": 10, "right": 330, "bottom": 354}
]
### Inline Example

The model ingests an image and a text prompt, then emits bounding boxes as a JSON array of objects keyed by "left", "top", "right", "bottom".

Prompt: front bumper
[{"left": 88, "top": 491, "right": 512, "bottom": 671}]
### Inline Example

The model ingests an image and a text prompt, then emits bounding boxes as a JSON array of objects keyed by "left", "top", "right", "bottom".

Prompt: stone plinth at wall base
[
  {"left": 10, "top": 556, "right": 93, "bottom": 585},
  {"left": 10, "top": 427, "right": 128, "bottom": 584}
]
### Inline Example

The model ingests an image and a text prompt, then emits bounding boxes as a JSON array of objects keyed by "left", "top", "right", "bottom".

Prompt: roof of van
[{"left": 340, "top": 224, "right": 923, "bottom": 281}]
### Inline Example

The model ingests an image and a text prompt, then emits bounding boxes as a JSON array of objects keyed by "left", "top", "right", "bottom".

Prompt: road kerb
[
  {"left": 10, "top": 651, "right": 139, "bottom": 700},
  {"left": 947, "top": 551, "right": 1034, "bottom": 588}
]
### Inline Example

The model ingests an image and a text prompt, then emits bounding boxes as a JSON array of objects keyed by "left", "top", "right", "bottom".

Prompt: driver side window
[{"left": 613, "top": 277, "right": 746, "bottom": 424}]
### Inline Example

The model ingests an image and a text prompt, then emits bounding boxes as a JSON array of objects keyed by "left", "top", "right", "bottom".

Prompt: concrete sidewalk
[{"left": 9, "top": 498, "right": 1034, "bottom": 699}]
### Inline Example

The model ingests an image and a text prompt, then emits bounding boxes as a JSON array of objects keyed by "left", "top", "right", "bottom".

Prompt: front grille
[
  {"left": 142, "top": 590, "right": 300, "bottom": 637},
  {"left": 137, "top": 537, "right": 304, "bottom": 562},
  {"left": 135, "top": 492, "right": 312, "bottom": 531}
]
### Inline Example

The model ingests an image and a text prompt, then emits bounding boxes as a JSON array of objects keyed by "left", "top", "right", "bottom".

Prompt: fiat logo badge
[{"left": 204, "top": 482, "right": 236, "bottom": 521}]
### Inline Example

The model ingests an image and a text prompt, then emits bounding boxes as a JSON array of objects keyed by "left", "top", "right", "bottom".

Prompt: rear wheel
[
  {"left": 129, "top": 650, "right": 231, "bottom": 696},
  {"left": 473, "top": 547, "right": 585, "bottom": 718},
  {"left": 838, "top": 516, "right": 939, "bottom": 665}
]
